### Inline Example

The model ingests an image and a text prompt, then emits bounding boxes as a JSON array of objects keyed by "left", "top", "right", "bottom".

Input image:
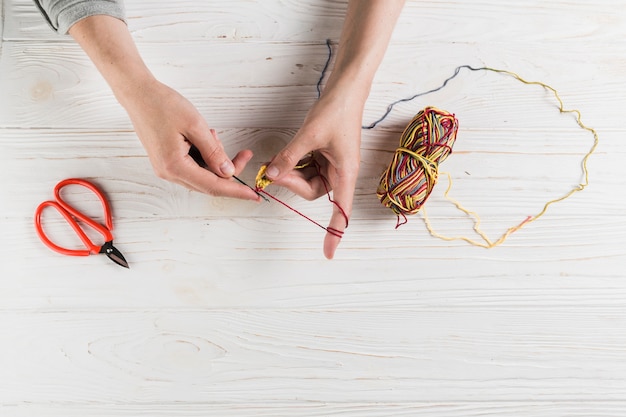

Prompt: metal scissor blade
[{"left": 100, "top": 241, "right": 130, "bottom": 269}]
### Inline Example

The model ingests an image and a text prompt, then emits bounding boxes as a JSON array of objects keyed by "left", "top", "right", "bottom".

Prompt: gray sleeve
[{"left": 33, "top": 0, "right": 126, "bottom": 34}]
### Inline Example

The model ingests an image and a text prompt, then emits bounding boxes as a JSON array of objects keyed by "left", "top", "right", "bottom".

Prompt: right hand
[
  {"left": 122, "top": 79, "right": 260, "bottom": 201},
  {"left": 69, "top": 15, "right": 258, "bottom": 201}
]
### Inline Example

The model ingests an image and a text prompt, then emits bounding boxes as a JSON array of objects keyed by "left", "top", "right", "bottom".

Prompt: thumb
[
  {"left": 264, "top": 139, "right": 312, "bottom": 181},
  {"left": 191, "top": 128, "right": 235, "bottom": 178}
]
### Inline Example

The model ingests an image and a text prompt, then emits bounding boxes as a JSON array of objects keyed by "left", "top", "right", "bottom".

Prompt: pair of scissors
[{"left": 34, "top": 178, "right": 129, "bottom": 268}]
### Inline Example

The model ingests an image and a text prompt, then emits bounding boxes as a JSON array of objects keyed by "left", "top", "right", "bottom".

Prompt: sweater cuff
[{"left": 35, "top": 0, "right": 126, "bottom": 34}]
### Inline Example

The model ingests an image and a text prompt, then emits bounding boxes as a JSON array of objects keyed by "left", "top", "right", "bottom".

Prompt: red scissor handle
[{"left": 34, "top": 178, "right": 114, "bottom": 256}]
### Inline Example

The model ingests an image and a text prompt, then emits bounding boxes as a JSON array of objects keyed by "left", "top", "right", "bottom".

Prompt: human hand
[
  {"left": 68, "top": 15, "right": 259, "bottom": 201},
  {"left": 263, "top": 89, "right": 363, "bottom": 259},
  {"left": 257, "top": 0, "right": 404, "bottom": 258},
  {"left": 122, "top": 79, "right": 260, "bottom": 200}
]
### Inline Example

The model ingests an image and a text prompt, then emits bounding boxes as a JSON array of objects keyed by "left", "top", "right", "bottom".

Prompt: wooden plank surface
[
  {"left": 1, "top": 0, "right": 625, "bottom": 416},
  {"left": 0, "top": 41, "right": 623, "bottom": 129},
  {"left": 4, "top": 0, "right": 626, "bottom": 43},
  {"left": 5, "top": 403, "right": 626, "bottom": 417},
  {"left": 2, "top": 309, "right": 626, "bottom": 403}
]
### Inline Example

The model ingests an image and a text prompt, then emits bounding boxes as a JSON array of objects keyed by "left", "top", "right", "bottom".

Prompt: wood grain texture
[
  {"left": 0, "top": 127, "right": 612, "bottom": 219},
  {"left": 5, "top": 402, "right": 626, "bottom": 417},
  {"left": 4, "top": 0, "right": 626, "bottom": 43},
  {"left": 1, "top": 0, "right": 625, "bottom": 416},
  {"left": 0, "top": 40, "right": 623, "bottom": 129},
  {"left": 3, "top": 224, "right": 626, "bottom": 310},
  {"left": 2, "top": 309, "right": 626, "bottom": 403}
]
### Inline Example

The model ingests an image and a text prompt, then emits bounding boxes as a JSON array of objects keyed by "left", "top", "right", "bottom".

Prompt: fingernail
[
  {"left": 265, "top": 165, "right": 279, "bottom": 179},
  {"left": 220, "top": 161, "right": 235, "bottom": 176}
]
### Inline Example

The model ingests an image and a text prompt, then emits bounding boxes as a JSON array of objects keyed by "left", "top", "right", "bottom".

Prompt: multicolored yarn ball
[{"left": 376, "top": 106, "right": 459, "bottom": 225}]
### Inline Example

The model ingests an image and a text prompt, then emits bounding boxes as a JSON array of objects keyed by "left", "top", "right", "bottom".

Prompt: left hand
[{"left": 263, "top": 87, "right": 364, "bottom": 259}]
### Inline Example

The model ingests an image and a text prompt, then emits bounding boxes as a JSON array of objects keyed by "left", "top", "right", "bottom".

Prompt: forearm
[
  {"left": 324, "top": 0, "right": 405, "bottom": 102},
  {"left": 68, "top": 15, "right": 155, "bottom": 109}
]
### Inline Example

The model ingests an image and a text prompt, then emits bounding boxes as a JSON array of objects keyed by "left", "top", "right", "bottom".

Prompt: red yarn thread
[{"left": 256, "top": 160, "right": 349, "bottom": 238}]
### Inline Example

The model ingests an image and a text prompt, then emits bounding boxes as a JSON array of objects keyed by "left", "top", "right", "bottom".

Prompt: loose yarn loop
[
  {"left": 377, "top": 106, "right": 458, "bottom": 227},
  {"left": 370, "top": 65, "right": 599, "bottom": 248},
  {"left": 255, "top": 158, "right": 348, "bottom": 239}
]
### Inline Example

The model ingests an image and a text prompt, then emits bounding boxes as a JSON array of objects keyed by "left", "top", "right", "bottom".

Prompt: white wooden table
[{"left": 1, "top": 1, "right": 625, "bottom": 415}]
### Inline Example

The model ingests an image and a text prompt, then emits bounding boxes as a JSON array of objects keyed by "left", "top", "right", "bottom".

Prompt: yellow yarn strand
[
  {"left": 255, "top": 165, "right": 273, "bottom": 190},
  {"left": 420, "top": 67, "right": 599, "bottom": 248},
  {"left": 255, "top": 153, "right": 316, "bottom": 191}
]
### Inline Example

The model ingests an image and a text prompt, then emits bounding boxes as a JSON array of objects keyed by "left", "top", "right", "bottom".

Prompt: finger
[
  {"left": 231, "top": 149, "right": 254, "bottom": 175},
  {"left": 322, "top": 173, "right": 356, "bottom": 260},
  {"left": 188, "top": 127, "right": 236, "bottom": 178},
  {"left": 264, "top": 138, "right": 313, "bottom": 181},
  {"left": 189, "top": 144, "right": 254, "bottom": 177},
  {"left": 272, "top": 171, "right": 332, "bottom": 201},
  {"left": 180, "top": 154, "right": 260, "bottom": 201}
]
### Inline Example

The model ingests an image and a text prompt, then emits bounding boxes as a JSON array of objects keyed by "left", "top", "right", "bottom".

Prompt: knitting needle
[{"left": 233, "top": 175, "right": 269, "bottom": 202}]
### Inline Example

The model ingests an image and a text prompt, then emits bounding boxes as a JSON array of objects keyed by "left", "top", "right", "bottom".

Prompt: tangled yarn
[
  {"left": 255, "top": 165, "right": 273, "bottom": 190},
  {"left": 377, "top": 106, "right": 459, "bottom": 227}
]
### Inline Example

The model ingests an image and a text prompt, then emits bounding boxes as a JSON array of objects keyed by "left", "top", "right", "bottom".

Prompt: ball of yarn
[{"left": 377, "top": 106, "right": 459, "bottom": 220}]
